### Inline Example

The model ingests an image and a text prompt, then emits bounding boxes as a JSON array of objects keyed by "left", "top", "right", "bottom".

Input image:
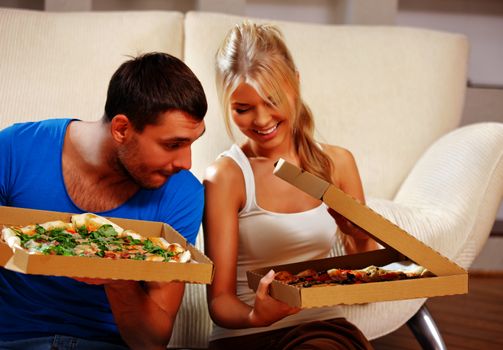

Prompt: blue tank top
[{"left": 0, "top": 119, "right": 204, "bottom": 343}]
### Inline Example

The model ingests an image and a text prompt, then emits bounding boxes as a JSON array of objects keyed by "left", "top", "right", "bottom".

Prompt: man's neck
[{"left": 61, "top": 120, "right": 139, "bottom": 212}]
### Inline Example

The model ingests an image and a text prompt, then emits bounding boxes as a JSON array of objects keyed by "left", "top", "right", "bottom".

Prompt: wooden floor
[{"left": 370, "top": 274, "right": 503, "bottom": 350}]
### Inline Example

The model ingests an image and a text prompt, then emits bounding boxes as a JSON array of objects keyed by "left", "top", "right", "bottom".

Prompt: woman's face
[{"left": 229, "top": 82, "right": 294, "bottom": 152}]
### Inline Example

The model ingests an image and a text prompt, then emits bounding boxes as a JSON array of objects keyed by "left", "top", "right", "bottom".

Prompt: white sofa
[{"left": 1, "top": 8, "right": 502, "bottom": 349}]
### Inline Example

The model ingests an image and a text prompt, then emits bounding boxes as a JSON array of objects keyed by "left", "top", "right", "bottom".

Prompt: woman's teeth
[{"left": 255, "top": 124, "right": 278, "bottom": 135}]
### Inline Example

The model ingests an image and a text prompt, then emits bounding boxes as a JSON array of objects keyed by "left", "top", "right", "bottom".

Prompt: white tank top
[{"left": 211, "top": 144, "right": 345, "bottom": 341}]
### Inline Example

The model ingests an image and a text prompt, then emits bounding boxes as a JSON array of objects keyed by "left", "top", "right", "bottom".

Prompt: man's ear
[{"left": 110, "top": 114, "right": 131, "bottom": 144}]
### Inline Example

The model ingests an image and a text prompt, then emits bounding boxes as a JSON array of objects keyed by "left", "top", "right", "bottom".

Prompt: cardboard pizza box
[
  {"left": 246, "top": 159, "right": 467, "bottom": 308},
  {"left": 0, "top": 206, "right": 214, "bottom": 284}
]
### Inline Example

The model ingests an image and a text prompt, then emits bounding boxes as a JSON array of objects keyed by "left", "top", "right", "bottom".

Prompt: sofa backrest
[
  {"left": 0, "top": 8, "right": 184, "bottom": 127},
  {"left": 184, "top": 11, "right": 469, "bottom": 199},
  {"left": 0, "top": 8, "right": 468, "bottom": 200}
]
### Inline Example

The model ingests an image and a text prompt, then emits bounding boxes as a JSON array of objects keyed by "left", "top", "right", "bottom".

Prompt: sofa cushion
[{"left": 0, "top": 8, "right": 184, "bottom": 127}]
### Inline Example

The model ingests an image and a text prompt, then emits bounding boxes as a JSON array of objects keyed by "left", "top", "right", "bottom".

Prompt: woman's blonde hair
[{"left": 215, "top": 21, "right": 334, "bottom": 182}]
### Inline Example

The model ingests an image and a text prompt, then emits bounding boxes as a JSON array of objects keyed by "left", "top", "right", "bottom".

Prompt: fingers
[
  {"left": 328, "top": 208, "right": 357, "bottom": 229},
  {"left": 74, "top": 277, "right": 132, "bottom": 286},
  {"left": 288, "top": 306, "right": 302, "bottom": 315},
  {"left": 256, "top": 269, "right": 275, "bottom": 297},
  {"left": 250, "top": 270, "right": 301, "bottom": 327},
  {"left": 256, "top": 270, "right": 300, "bottom": 314},
  {"left": 327, "top": 208, "right": 346, "bottom": 223},
  {"left": 74, "top": 277, "right": 109, "bottom": 285}
]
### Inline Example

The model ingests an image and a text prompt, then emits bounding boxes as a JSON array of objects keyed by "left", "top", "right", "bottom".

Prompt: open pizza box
[
  {"left": 247, "top": 159, "right": 467, "bottom": 308},
  {"left": 0, "top": 206, "right": 214, "bottom": 284}
]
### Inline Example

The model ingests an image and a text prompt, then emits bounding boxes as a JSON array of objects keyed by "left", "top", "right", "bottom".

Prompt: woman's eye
[{"left": 234, "top": 106, "right": 252, "bottom": 114}]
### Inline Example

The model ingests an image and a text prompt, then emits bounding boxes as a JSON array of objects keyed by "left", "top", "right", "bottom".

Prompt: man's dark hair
[{"left": 104, "top": 52, "right": 207, "bottom": 131}]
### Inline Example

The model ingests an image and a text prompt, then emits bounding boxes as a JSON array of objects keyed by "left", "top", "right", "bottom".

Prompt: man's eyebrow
[{"left": 163, "top": 128, "right": 206, "bottom": 143}]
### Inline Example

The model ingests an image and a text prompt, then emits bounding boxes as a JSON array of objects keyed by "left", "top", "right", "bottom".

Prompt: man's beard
[{"left": 112, "top": 140, "right": 169, "bottom": 190}]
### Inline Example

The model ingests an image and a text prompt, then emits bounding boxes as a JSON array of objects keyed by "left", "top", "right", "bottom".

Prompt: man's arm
[
  {"left": 102, "top": 175, "right": 203, "bottom": 349},
  {"left": 105, "top": 280, "right": 184, "bottom": 350},
  {"left": 102, "top": 172, "right": 203, "bottom": 348}
]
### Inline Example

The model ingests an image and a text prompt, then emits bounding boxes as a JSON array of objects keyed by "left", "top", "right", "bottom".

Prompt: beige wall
[{"left": 462, "top": 88, "right": 503, "bottom": 125}]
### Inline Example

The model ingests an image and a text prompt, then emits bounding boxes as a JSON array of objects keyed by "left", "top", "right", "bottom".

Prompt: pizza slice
[
  {"left": 1, "top": 213, "right": 191, "bottom": 263},
  {"left": 274, "top": 270, "right": 297, "bottom": 284},
  {"left": 3, "top": 220, "right": 79, "bottom": 256},
  {"left": 148, "top": 237, "right": 191, "bottom": 263},
  {"left": 71, "top": 213, "right": 124, "bottom": 235},
  {"left": 274, "top": 262, "right": 432, "bottom": 287},
  {"left": 327, "top": 264, "right": 432, "bottom": 283}
]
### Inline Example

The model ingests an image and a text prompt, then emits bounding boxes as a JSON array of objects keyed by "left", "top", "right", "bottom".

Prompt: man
[{"left": 0, "top": 52, "right": 207, "bottom": 349}]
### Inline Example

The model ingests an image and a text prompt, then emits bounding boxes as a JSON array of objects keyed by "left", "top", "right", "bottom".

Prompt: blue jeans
[{"left": 0, "top": 335, "right": 129, "bottom": 350}]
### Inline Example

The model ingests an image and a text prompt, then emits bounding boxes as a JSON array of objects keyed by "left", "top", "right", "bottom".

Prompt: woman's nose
[{"left": 253, "top": 105, "right": 271, "bottom": 127}]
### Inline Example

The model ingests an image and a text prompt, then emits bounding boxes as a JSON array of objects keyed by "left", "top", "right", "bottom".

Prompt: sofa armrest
[{"left": 375, "top": 122, "right": 503, "bottom": 267}]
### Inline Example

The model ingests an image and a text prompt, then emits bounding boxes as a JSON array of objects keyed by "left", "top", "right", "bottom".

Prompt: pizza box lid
[
  {"left": 271, "top": 158, "right": 466, "bottom": 278},
  {"left": 0, "top": 206, "right": 214, "bottom": 284}
]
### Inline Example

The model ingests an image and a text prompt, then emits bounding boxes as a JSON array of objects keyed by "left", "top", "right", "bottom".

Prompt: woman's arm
[
  {"left": 325, "top": 145, "right": 378, "bottom": 254},
  {"left": 203, "top": 157, "right": 299, "bottom": 329}
]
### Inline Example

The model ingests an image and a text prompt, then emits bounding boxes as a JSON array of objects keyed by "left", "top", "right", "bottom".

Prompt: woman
[{"left": 203, "top": 21, "right": 377, "bottom": 350}]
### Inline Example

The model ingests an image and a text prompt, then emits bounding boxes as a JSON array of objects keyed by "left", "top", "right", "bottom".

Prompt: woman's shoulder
[
  {"left": 320, "top": 143, "right": 356, "bottom": 167},
  {"left": 320, "top": 143, "right": 363, "bottom": 196},
  {"left": 203, "top": 152, "right": 247, "bottom": 209},
  {"left": 204, "top": 154, "right": 243, "bottom": 184}
]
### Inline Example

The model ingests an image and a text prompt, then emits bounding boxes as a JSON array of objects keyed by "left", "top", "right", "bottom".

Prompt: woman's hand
[
  {"left": 328, "top": 208, "right": 370, "bottom": 241},
  {"left": 328, "top": 208, "right": 378, "bottom": 253},
  {"left": 249, "top": 270, "right": 301, "bottom": 327}
]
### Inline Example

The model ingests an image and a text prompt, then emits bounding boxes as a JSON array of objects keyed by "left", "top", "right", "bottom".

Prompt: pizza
[
  {"left": 1, "top": 213, "right": 191, "bottom": 263},
  {"left": 274, "top": 263, "right": 432, "bottom": 288}
]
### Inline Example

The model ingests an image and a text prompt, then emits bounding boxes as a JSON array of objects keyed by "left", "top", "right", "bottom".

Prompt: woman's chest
[
  {"left": 238, "top": 206, "right": 337, "bottom": 263},
  {"left": 251, "top": 162, "right": 322, "bottom": 213}
]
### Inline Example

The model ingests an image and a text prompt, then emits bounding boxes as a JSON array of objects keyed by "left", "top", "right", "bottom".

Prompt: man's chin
[{"left": 136, "top": 176, "right": 170, "bottom": 190}]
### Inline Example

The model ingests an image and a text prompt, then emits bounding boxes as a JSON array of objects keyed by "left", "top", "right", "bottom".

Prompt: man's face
[{"left": 116, "top": 110, "right": 205, "bottom": 189}]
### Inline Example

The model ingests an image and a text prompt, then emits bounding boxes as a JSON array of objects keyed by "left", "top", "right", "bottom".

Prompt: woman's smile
[{"left": 252, "top": 122, "right": 280, "bottom": 140}]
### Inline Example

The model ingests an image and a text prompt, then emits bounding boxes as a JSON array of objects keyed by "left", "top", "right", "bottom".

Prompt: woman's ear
[{"left": 110, "top": 114, "right": 131, "bottom": 144}]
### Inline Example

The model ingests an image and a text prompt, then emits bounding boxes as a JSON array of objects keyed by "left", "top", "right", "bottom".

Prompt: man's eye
[{"left": 165, "top": 143, "right": 182, "bottom": 150}]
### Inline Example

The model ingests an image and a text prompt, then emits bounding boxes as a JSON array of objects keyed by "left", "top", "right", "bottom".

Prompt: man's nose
[{"left": 172, "top": 146, "right": 192, "bottom": 171}]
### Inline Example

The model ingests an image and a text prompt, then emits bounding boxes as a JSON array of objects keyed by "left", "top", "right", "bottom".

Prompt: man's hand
[
  {"left": 73, "top": 277, "right": 115, "bottom": 285},
  {"left": 71, "top": 277, "right": 184, "bottom": 350}
]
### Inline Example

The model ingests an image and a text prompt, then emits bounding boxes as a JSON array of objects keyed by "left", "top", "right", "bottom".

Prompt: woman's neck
[{"left": 243, "top": 140, "right": 298, "bottom": 164}]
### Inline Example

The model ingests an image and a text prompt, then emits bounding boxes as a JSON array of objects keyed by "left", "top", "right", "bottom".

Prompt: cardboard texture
[
  {"left": 0, "top": 206, "right": 214, "bottom": 284},
  {"left": 246, "top": 159, "right": 467, "bottom": 308}
]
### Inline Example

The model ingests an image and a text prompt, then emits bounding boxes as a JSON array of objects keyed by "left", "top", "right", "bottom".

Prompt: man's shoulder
[
  {"left": 1, "top": 118, "right": 73, "bottom": 137},
  {"left": 167, "top": 170, "right": 203, "bottom": 191},
  {"left": 145, "top": 170, "right": 203, "bottom": 207},
  {"left": 133, "top": 170, "right": 203, "bottom": 210}
]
